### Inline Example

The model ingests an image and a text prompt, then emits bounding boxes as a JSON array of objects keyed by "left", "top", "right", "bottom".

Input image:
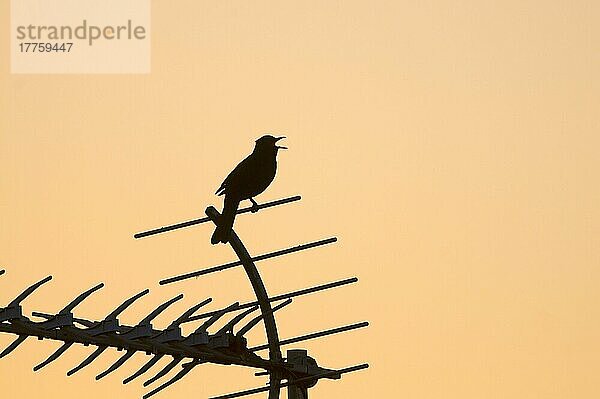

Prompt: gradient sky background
[{"left": 1, "top": 1, "right": 599, "bottom": 398}]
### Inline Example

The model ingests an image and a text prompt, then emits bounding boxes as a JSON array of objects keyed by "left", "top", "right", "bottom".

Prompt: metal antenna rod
[
  {"left": 168, "top": 298, "right": 212, "bottom": 329},
  {"left": 33, "top": 342, "right": 74, "bottom": 371},
  {"left": 68, "top": 346, "right": 107, "bottom": 376},
  {"left": 143, "top": 356, "right": 183, "bottom": 386},
  {"left": 134, "top": 195, "right": 301, "bottom": 239},
  {"left": 205, "top": 205, "right": 283, "bottom": 399},
  {"left": 123, "top": 354, "right": 164, "bottom": 384},
  {"left": 0, "top": 335, "right": 28, "bottom": 358},
  {"left": 195, "top": 302, "right": 239, "bottom": 332},
  {"left": 138, "top": 294, "right": 184, "bottom": 325},
  {"left": 59, "top": 283, "right": 104, "bottom": 314},
  {"left": 105, "top": 289, "right": 150, "bottom": 320},
  {"left": 160, "top": 237, "right": 337, "bottom": 285},
  {"left": 185, "top": 277, "right": 358, "bottom": 323},
  {"left": 8, "top": 276, "right": 52, "bottom": 308},
  {"left": 210, "top": 364, "right": 370, "bottom": 399},
  {"left": 237, "top": 299, "right": 292, "bottom": 337},
  {"left": 142, "top": 361, "right": 200, "bottom": 399},
  {"left": 250, "top": 321, "right": 369, "bottom": 351},
  {"left": 31, "top": 311, "right": 95, "bottom": 328},
  {"left": 216, "top": 306, "right": 258, "bottom": 335},
  {"left": 96, "top": 350, "right": 136, "bottom": 380}
]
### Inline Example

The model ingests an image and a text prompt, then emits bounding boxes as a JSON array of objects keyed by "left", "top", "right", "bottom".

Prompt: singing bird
[{"left": 211, "top": 135, "right": 287, "bottom": 244}]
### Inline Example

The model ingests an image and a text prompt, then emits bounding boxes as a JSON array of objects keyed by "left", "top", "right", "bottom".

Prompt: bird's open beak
[{"left": 275, "top": 136, "right": 287, "bottom": 149}]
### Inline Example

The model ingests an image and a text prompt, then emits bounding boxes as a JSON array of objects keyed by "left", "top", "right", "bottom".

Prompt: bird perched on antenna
[{"left": 211, "top": 135, "right": 287, "bottom": 244}]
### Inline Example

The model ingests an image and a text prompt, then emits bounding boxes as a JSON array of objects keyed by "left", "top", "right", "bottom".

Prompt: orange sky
[{"left": 1, "top": 1, "right": 599, "bottom": 398}]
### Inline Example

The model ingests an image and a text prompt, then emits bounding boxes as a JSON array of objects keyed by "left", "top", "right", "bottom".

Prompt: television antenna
[{"left": 0, "top": 195, "right": 368, "bottom": 398}]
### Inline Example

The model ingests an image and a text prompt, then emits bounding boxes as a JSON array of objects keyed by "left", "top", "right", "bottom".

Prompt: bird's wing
[{"left": 215, "top": 154, "right": 254, "bottom": 196}]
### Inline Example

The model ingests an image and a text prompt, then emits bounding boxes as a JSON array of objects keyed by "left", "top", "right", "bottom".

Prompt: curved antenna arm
[
  {"left": 60, "top": 283, "right": 104, "bottom": 314},
  {"left": 168, "top": 298, "right": 212, "bottom": 329},
  {"left": 205, "top": 205, "right": 283, "bottom": 399},
  {"left": 216, "top": 306, "right": 259, "bottom": 335},
  {"left": 33, "top": 342, "right": 73, "bottom": 371},
  {"left": 123, "top": 354, "right": 164, "bottom": 384},
  {"left": 8, "top": 276, "right": 52, "bottom": 307},
  {"left": 143, "top": 361, "right": 200, "bottom": 399},
  {"left": 139, "top": 294, "right": 183, "bottom": 325},
  {"left": 0, "top": 335, "right": 28, "bottom": 358},
  {"left": 143, "top": 356, "right": 183, "bottom": 387},
  {"left": 67, "top": 346, "right": 107, "bottom": 376},
  {"left": 237, "top": 299, "right": 292, "bottom": 337},
  {"left": 96, "top": 350, "right": 136, "bottom": 380},
  {"left": 105, "top": 289, "right": 150, "bottom": 320},
  {"left": 194, "top": 302, "right": 239, "bottom": 332}
]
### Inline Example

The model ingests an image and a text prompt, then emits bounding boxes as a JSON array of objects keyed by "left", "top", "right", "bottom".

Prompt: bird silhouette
[{"left": 211, "top": 135, "right": 287, "bottom": 244}]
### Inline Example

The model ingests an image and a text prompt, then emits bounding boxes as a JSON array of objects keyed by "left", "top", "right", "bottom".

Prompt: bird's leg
[{"left": 249, "top": 198, "right": 260, "bottom": 213}]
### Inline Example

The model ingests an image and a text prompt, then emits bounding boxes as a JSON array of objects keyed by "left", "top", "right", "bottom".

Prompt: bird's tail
[{"left": 211, "top": 196, "right": 240, "bottom": 244}]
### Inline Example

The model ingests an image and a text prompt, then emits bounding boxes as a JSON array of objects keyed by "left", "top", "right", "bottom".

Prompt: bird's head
[{"left": 255, "top": 135, "right": 287, "bottom": 152}]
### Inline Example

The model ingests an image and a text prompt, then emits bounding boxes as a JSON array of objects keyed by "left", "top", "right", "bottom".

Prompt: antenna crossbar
[
  {"left": 249, "top": 321, "right": 369, "bottom": 351},
  {"left": 209, "top": 363, "right": 370, "bottom": 399},
  {"left": 134, "top": 196, "right": 301, "bottom": 239},
  {"left": 160, "top": 237, "right": 337, "bottom": 285},
  {"left": 184, "top": 277, "right": 358, "bottom": 323}
]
